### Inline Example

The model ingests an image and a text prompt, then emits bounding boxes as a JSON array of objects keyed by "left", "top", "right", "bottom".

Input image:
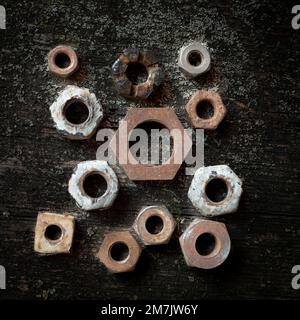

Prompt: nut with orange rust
[
  {"left": 48, "top": 45, "right": 78, "bottom": 78},
  {"left": 133, "top": 206, "right": 175, "bottom": 245},
  {"left": 110, "top": 107, "right": 192, "bottom": 180},
  {"left": 34, "top": 212, "right": 75, "bottom": 255},
  {"left": 185, "top": 90, "right": 227, "bottom": 129},
  {"left": 179, "top": 219, "right": 231, "bottom": 269},
  {"left": 98, "top": 231, "right": 142, "bottom": 273},
  {"left": 112, "top": 48, "right": 164, "bottom": 99}
]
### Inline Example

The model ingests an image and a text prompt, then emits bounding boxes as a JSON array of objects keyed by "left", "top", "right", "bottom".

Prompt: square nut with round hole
[
  {"left": 133, "top": 206, "right": 175, "bottom": 246},
  {"left": 185, "top": 90, "right": 227, "bottom": 130},
  {"left": 34, "top": 212, "right": 75, "bottom": 255},
  {"left": 68, "top": 160, "right": 119, "bottom": 211},
  {"left": 50, "top": 85, "right": 103, "bottom": 140},
  {"left": 178, "top": 42, "right": 211, "bottom": 79},
  {"left": 188, "top": 165, "right": 243, "bottom": 217},
  {"left": 179, "top": 219, "right": 231, "bottom": 269},
  {"left": 98, "top": 231, "right": 142, "bottom": 273}
]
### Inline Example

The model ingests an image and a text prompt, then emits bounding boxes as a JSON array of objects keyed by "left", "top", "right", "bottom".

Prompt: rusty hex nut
[
  {"left": 133, "top": 206, "right": 175, "bottom": 245},
  {"left": 98, "top": 231, "right": 141, "bottom": 273},
  {"left": 185, "top": 90, "right": 227, "bottom": 129},
  {"left": 178, "top": 42, "right": 211, "bottom": 79},
  {"left": 188, "top": 165, "right": 243, "bottom": 217},
  {"left": 179, "top": 219, "right": 231, "bottom": 269},
  {"left": 34, "top": 212, "right": 75, "bottom": 255},
  {"left": 48, "top": 45, "right": 78, "bottom": 78},
  {"left": 112, "top": 48, "right": 164, "bottom": 99}
]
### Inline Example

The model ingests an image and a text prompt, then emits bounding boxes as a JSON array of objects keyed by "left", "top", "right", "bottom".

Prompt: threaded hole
[
  {"left": 110, "top": 242, "right": 129, "bottom": 262},
  {"left": 45, "top": 224, "right": 62, "bottom": 241},
  {"left": 205, "top": 178, "right": 228, "bottom": 203},
  {"left": 145, "top": 215, "right": 164, "bottom": 234},
  {"left": 195, "top": 233, "right": 216, "bottom": 256},
  {"left": 55, "top": 52, "right": 71, "bottom": 69}
]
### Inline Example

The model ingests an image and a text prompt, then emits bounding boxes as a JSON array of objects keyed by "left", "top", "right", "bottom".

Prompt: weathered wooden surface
[{"left": 0, "top": 0, "right": 299, "bottom": 299}]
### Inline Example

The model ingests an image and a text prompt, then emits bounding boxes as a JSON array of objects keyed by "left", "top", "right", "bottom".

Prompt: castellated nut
[
  {"left": 188, "top": 165, "right": 243, "bottom": 217},
  {"left": 133, "top": 206, "right": 175, "bottom": 245},
  {"left": 34, "top": 212, "right": 75, "bottom": 255},
  {"left": 68, "top": 160, "right": 119, "bottom": 211},
  {"left": 178, "top": 42, "right": 211, "bottom": 79},
  {"left": 98, "top": 231, "right": 142, "bottom": 273},
  {"left": 179, "top": 219, "right": 231, "bottom": 269},
  {"left": 50, "top": 85, "right": 103, "bottom": 140}
]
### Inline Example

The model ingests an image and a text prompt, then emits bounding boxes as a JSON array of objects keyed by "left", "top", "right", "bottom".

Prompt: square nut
[{"left": 34, "top": 212, "right": 75, "bottom": 255}]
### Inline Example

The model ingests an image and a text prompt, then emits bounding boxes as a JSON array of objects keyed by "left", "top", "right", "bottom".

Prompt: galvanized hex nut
[
  {"left": 98, "top": 231, "right": 142, "bottom": 273},
  {"left": 188, "top": 165, "right": 243, "bottom": 217},
  {"left": 34, "top": 212, "right": 75, "bottom": 255},
  {"left": 133, "top": 206, "right": 175, "bottom": 245},
  {"left": 48, "top": 45, "right": 78, "bottom": 78},
  {"left": 179, "top": 219, "right": 231, "bottom": 269},
  {"left": 68, "top": 160, "right": 119, "bottom": 211},
  {"left": 178, "top": 42, "right": 211, "bottom": 79},
  {"left": 50, "top": 85, "right": 103, "bottom": 140},
  {"left": 112, "top": 48, "right": 164, "bottom": 99},
  {"left": 185, "top": 90, "right": 227, "bottom": 129}
]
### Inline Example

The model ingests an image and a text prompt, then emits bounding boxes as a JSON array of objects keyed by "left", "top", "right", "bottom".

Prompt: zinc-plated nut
[
  {"left": 179, "top": 219, "right": 231, "bottom": 269},
  {"left": 133, "top": 206, "right": 175, "bottom": 245},
  {"left": 48, "top": 45, "right": 78, "bottom": 78},
  {"left": 98, "top": 231, "right": 142, "bottom": 273},
  {"left": 188, "top": 165, "right": 243, "bottom": 217},
  {"left": 68, "top": 160, "right": 119, "bottom": 211},
  {"left": 178, "top": 42, "right": 211, "bottom": 79},
  {"left": 50, "top": 85, "right": 103, "bottom": 140},
  {"left": 112, "top": 48, "right": 164, "bottom": 99},
  {"left": 34, "top": 212, "right": 75, "bottom": 255},
  {"left": 185, "top": 90, "right": 227, "bottom": 130}
]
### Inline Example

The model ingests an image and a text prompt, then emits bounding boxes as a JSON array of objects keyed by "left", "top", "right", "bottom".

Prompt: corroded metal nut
[
  {"left": 98, "top": 231, "right": 141, "bottom": 273},
  {"left": 188, "top": 165, "right": 243, "bottom": 217},
  {"left": 112, "top": 48, "right": 164, "bottom": 99},
  {"left": 178, "top": 42, "right": 211, "bottom": 79},
  {"left": 34, "top": 212, "right": 75, "bottom": 255},
  {"left": 179, "top": 219, "right": 231, "bottom": 269},
  {"left": 50, "top": 85, "right": 103, "bottom": 140},
  {"left": 68, "top": 160, "right": 119, "bottom": 211},
  {"left": 185, "top": 90, "right": 227, "bottom": 129},
  {"left": 133, "top": 206, "right": 175, "bottom": 245},
  {"left": 48, "top": 45, "right": 78, "bottom": 78},
  {"left": 111, "top": 108, "right": 192, "bottom": 180}
]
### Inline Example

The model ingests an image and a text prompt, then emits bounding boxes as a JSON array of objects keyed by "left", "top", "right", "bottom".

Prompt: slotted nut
[
  {"left": 133, "top": 206, "right": 175, "bottom": 245},
  {"left": 68, "top": 160, "right": 119, "bottom": 211},
  {"left": 188, "top": 165, "right": 243, "bottom": 217}
]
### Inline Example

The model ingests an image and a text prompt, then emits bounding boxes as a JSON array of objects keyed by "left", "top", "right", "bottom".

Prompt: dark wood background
[{"left": 0, "top": 0, "right": 299, "bottom": 300}]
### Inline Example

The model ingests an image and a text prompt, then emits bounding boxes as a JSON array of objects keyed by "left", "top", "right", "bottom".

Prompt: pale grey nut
[
  {"left": 178, "top": 42, "right": 211, "bottom": 79},
  {"left": 68, "top": 160, "right": 119, "bottom": 211},
  {"left": 50, "top": 85, "right": 103, "bottom": 140},
  {"left": 188, "top": 165, "right": 243, "bottom": 217}
]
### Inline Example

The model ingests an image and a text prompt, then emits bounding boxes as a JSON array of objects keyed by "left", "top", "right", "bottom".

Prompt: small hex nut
[
  {"left": 178, "top": 42, "right": 211, "bottom": 79},
  {"left": 48, "top": 45, "right": 78, "bottom": 78},
  {"left": 188, "top": 165, "right": 243, "bottom": 217},
  {"left": 179, "top": 219, "right": 231, "bottom": 269},
  {"left": 68, "top": 160, "right": 119, "bottom": 211},
  {"left": 98, "top": 231, "right": 142, "bottom": 273},
  {"left": 34, "top": 212, "right": 75, "bottom": 255},
  {"left": 50, "top": 85, "right": 103, "bottom": 140},
  {"left": 133, "top": 206, "right": 175, "bottom": 245},
  {"left": 185, "top": 90, "right": 227, "bottom": 129}
]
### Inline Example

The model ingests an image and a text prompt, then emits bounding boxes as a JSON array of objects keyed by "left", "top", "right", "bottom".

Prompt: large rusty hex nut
[
  {"left": 185, "top": 90, "right": 227, "bottom": 129},
  {"left": 188, "top": 165, "right": 243, "bottom": 217},
  {"left": 112, "top": 48, "right": 164, "bottom": 99},
  {"left": 133, "top": 206, "right": 175, "bottom": 245},
  {"left": 179, "top": 219, "right": 231, "bottom": 269},
  {"left": 111, "top": 108, "right": 192, "bottom": 180},
  {"left": 98, "top": 231, "right": 142, "bottom": 273},
  {"left": 50, "top": 85, "right": 103, "bottom": 140},
  {"left": 178, "top": 42, "right": 211, "bottom": 79},
  {"left": 48, "top": 45, "right": 78, "bottom": 78},
  {"left": 34, "top": 212, "right": 75, "bottom": 255},
  {"left": 68, "top": 160, "right": 119, "bottom": 211}
]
